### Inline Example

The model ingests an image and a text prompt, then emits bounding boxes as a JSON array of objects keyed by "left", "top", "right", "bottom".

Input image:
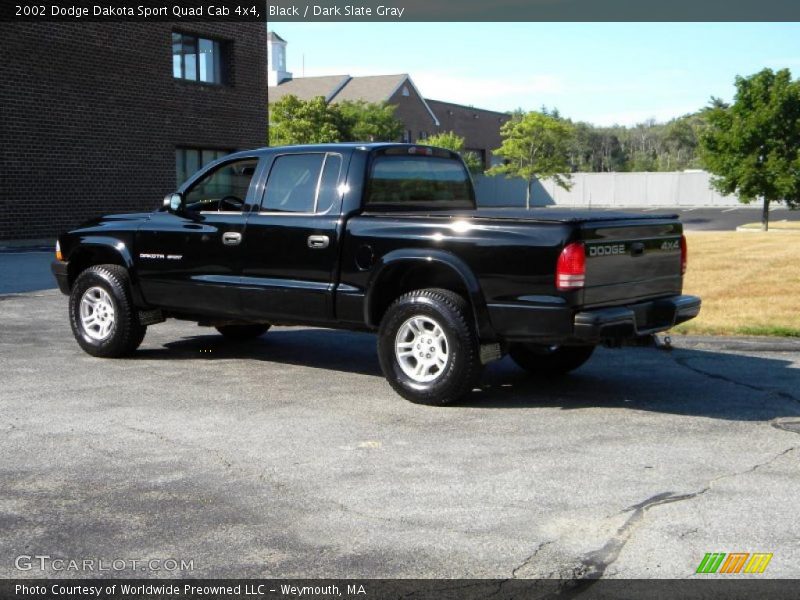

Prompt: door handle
[
  {"left": 307, "top": 235, "right": 330, "bottom": 249},
  {"left": 222, "top": 231, "right": 242, "bottom": 246}
]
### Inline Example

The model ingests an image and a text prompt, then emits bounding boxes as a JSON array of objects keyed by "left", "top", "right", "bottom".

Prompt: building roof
[
  {"left": 269, "top": 73, "right": 440, "bottom": 126},
  {"left": 268, "top": 75, "right": 351, "bottom": 103},
  {"left": 268, "top": 74, "right": 410, "bottom": 104},
  {"left": 329, "top": 74, "right": 408, "bottom": 104},
  {"left": 267, "top": 31, "right": 286, "bottom": 43}
]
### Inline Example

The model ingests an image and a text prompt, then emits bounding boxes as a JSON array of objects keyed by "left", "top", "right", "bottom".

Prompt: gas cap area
[{"left": 355, "top": 244, "right": 375, "bottom": 271}]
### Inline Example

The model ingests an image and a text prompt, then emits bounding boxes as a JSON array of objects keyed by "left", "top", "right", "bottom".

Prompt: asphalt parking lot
[
  {"left": 1, "top": 290, "right": 799, "bottom": 579},
  {"left": 626, "top": 207, "right": 800, "bottom": 231},
  {"left": 0, "top": 248, "right": 54, "bottom": 294}
]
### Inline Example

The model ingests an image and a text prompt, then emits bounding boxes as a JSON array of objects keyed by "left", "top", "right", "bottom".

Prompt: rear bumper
[
  {"left": 573, "top": 295, "right": 701, "bottom": 342},
  {"left": 51, "top": 261, "right": 70, "bottom": 295},
  {"left": 487, "top": 294, "right": 701, "bottom": 344}
]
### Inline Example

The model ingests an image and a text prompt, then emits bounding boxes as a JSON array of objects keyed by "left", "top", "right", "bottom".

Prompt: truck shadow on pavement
[
  {"left": 138, "top": 328, "right": 383, "bottom": 374},
  {"left": 138, "top": 328, "right": 800, "bottom": 422},
  {"left": 468, "top": 352, "right": 800, "bottom": 423}
]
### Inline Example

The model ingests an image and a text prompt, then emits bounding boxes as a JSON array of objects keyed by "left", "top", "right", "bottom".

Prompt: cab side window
[
  {"left": 184, "top": 158, "right": 258, "bottom": 212},
  {"left": 262, "top": 154, "right": 325, "bottom": 213}
]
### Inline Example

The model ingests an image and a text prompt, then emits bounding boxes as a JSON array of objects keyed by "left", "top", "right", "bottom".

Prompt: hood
[{"left": 75, "top": 212, "right": 154, "bottom": 230}]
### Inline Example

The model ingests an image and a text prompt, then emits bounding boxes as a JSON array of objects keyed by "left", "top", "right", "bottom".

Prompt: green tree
[
  {"left": 570, "top": 123, "right": 626, "bottom": 172},
  {"left": 268, "top": 95, "right": 345, "bottom": 146},
  {"left": 661, "top": 115, "right": 702, "bottom": 171},
  {"left": 487, "top": 111, "right": 576, "bottom": 208},
  {"left": 422, "top": 131, "right": 483, "bottom": 174},
  {"left": 268, "top": 95, "right": 404, "bottom": 146},
  {"left": 337, "top": 100, "right": 403, "bottom": 142},
  {"left": 700, "top": 68, "right": 800, "bottom": 230}
]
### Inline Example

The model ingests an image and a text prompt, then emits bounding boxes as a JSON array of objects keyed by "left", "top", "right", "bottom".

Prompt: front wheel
[
  {"left": 508, "top": 343, "right": 595, "bottom": 376},
  {"left": 377, "top": 288, "right": 482, "bottom": 406},
  {"left": 69, "top": 265, "right": 146, "bottom": 357}
]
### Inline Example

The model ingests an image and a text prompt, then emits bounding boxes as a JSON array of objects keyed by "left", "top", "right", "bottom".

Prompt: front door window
[{"left": 184, "top": 158, "right": 258, "bottom": 212}]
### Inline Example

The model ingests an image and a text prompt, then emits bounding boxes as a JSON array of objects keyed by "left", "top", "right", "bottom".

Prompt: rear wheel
[
  {"left": 377, "top": 288, "right": 482, "bottom": 405},
  {"left": 215, "top": 324, "right": 270, "bottom": 340},
  {"left": 69, "top": 265, "right": 146, "bottom": 357},
  {"left": 508, "top": 343, "right": 595, "bottom": 376}
]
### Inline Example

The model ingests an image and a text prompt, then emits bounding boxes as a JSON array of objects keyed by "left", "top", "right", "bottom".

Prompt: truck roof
[{"left": 226, "top": 142, "right": 449, "bottom": 159}]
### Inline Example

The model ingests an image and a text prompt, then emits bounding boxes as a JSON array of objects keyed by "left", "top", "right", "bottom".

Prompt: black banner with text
[
  {"left": 2, "top": 0, "right": 800, "bottom": 22},
  {"left": 3, "top": 579, "right": 800, "bottom": 600}
]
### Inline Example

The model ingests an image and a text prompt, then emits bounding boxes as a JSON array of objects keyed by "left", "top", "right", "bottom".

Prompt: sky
[{"left": 269, "top": 22, "right": 800, "bottom": 126}]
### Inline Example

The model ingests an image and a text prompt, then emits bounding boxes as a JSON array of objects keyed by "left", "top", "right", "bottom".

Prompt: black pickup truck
[{"left": 52, "top": 143, "right": 700, "bottom": 405}]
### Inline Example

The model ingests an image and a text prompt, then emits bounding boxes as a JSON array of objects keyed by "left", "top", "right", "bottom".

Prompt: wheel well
[
  {"left": 67, "top": 247, "right": 127, "bottom": 289},
  {"left": 369, "top": 262, "right": 471, "bottom": 328}
]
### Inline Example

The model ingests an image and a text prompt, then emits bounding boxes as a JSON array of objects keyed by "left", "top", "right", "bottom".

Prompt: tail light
[
  {"left": 680, "top": 234, "right": 687, "bottom": 275},
  {"left": 55, "top": 240, "right": 64, "bottom": 262},
  {"left": 556, "top": 242, "right": 585, "bottom": 290}
]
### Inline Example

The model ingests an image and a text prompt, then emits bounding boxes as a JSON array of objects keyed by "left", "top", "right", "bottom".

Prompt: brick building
[
  {"left": 1, "top": 23, "right": 267, "bottom": 241},
  {"left": 425, "top": 99, "right": 508, "bottom": 170},
  {"left": 267, "top": 31, "right": 509, "bottom": 169}
]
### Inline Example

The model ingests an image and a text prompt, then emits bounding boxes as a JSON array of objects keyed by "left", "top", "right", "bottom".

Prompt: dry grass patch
[{"left": 672, "top": 231, "right": 800, "bottom": 337}]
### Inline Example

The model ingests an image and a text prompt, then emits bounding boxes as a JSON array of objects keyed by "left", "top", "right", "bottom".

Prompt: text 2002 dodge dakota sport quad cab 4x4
[{"left": 52, "top": 143, "right": 701, "bottom": 405}]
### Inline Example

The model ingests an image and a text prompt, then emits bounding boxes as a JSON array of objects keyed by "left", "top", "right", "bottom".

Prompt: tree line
[
  {"left": 498, "top": 68, "right": 800, "bottom": 228},
  {"left": 567, "top": 113, "right": 706, "bottom": 173}
]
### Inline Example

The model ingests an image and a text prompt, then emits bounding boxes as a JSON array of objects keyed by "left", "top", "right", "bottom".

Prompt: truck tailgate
[{"left": 579, "top": 219, "right": 684, "bottom": 307}]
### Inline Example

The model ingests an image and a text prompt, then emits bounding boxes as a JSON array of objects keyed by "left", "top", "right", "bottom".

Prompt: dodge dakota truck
[{"left": 52, "top": 143, "right": 700, "bottom": 405}]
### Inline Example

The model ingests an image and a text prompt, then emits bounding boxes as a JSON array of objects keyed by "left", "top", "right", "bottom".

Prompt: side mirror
[{"left": 163, "top": 192, "right": 184, "bottom": 213}]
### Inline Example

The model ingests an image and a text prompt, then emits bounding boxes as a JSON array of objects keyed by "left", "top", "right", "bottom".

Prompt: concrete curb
[
  {"left": 0, "top": 238, "right": 53, "bottom": 251},
  {"left": 672, "top": 335, "right": 800, "bottom": 352},
  {"left": 736, "top": 226, "right": 800, "bottom": 232}
]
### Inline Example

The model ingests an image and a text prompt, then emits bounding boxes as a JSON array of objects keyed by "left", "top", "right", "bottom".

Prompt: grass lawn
[{"left": 671, "top": 231, "right": 800, "bottom": 337}]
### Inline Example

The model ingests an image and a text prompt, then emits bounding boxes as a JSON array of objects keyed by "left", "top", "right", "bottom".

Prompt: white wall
[
  {"left": 474, "top": 171, "right": 739, "bottom": 208},
  {"left": 267, "top": 40, "right": 291, "bottom": 87}
]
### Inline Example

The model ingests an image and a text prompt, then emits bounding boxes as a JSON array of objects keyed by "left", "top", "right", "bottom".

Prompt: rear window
[{"left": 366, "top": 155, "right": 475, "bottom": 210}]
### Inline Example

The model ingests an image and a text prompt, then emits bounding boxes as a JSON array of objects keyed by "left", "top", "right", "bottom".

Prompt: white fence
[{"left": 474, "top": 170, "right": 739, "bottom": 208}]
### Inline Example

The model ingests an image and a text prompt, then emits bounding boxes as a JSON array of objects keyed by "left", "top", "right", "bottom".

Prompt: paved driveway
[
  {"left": 0, "top": 249, "right": 53, "bottom": 294},
  {"left": 1, "top": 290, "right": 798, "bottom": 579},
  {"left": 636, "top": 207, "right": 800, "bottom": 231}
]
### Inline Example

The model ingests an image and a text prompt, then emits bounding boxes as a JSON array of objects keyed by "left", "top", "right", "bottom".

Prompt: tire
[
  {"left": 69, "top": 264, "right": 146, "bottom": 358},
  {"left": 377, "top": 288, "right": 482, "bottom": 406},
  {"left": 215, "top": 324, "right": 270, "bottom": 340},
  {"left": 508, "top": 343, "right": 595, "bottom": 376}
]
